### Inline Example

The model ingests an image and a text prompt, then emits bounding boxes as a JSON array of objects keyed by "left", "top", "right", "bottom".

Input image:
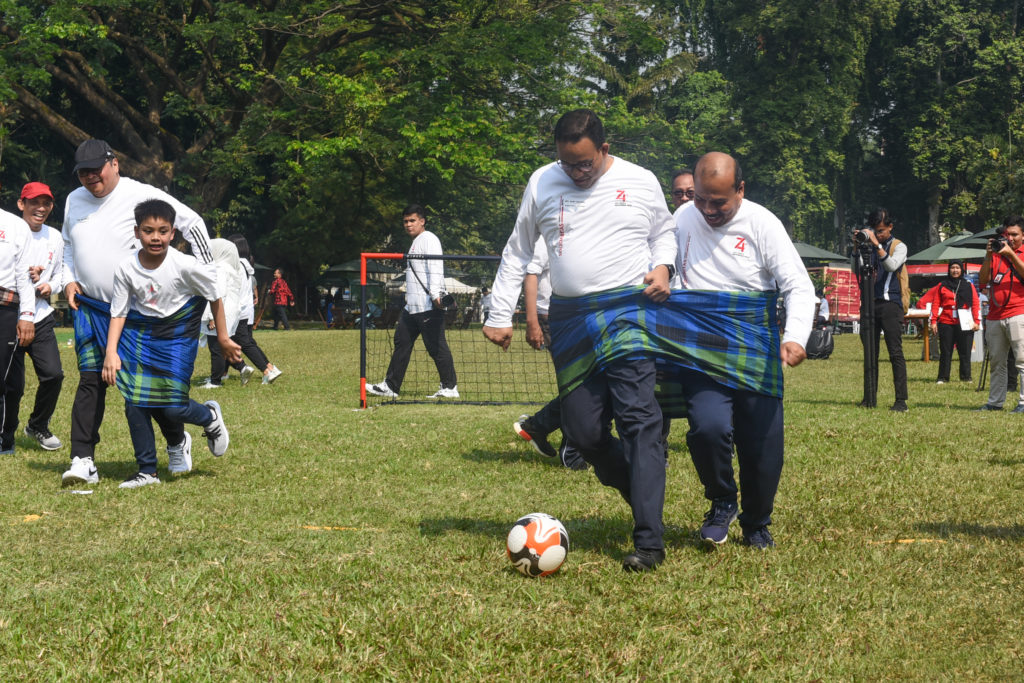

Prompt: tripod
[{"left": 856, "top": 249, "right": 878, "bottom": 407}]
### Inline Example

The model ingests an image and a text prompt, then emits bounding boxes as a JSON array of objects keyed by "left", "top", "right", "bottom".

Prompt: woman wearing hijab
[{"left": 918, "top": 260, "right": 981, "bottom": 383}]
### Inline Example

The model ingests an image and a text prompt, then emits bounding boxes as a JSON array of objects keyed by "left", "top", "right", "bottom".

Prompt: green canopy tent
[{"left": 792, "top": 242, "right": 847, "bottom": 262}]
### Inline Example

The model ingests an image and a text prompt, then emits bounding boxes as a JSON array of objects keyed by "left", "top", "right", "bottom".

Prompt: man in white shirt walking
[
  {"left": 484, "top": 109, "right": 676, "bottom": 572},
  {"left": 368, "top": 204, "right": 458, "bottom": 399}
]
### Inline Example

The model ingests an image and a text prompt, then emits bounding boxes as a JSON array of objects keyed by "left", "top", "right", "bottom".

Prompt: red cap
[{"left": 20, "top": 182, "right": 53, "bottom": 200}]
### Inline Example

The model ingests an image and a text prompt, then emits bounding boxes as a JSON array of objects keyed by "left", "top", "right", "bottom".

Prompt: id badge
[
  {"left": 994, "top": 272, "right": 1005, "bottom": 284},
  {"left": 951, "top": 308, "right": 959, "bottom": 319}
]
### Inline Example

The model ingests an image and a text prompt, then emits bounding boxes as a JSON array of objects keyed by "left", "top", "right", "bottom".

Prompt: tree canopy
[{"left": 0, "top": 0, "right": 1021, "bottom": 293}]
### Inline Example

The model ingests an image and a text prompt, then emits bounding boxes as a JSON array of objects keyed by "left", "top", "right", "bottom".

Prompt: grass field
[{"left": 2, "top": 328, "right": 1022, "bottom": 679}]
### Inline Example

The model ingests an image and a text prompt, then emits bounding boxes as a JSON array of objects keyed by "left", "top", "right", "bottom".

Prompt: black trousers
[
  {"left": 70, "top": 371, "right": 184, "bottom": 461},
  {"left": 559, "top": 359, "right": 665, "bottom": 550},
  {"left": 861, "top": 300, "right": 908, "bottom": 402},
  {"left": 3, "top": 314, "right": 63, "bottom": 448},
  {"left": 0, "top": 306, "right": 21, "bottom": 450},
  {"left": 272, "top": 304, "right": 290, "bottom": 330},
  {"left": 937, "top": 321, "right": 973, "bottom": 382},
  {"left": 208, "top": 319, "right": 271, "bottom": 383},
  {"left": 383, "top": 308, "right": 457, "bottom": 392}
]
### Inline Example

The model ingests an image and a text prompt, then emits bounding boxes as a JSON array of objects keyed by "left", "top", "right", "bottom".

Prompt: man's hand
[
  {"left": 28, "top": 266, "right": 43, "bottom": 283},
  {"left": 525, "top": 319, "right": 545, "bottom": 350},
  {"left": 16, "top": 320, "right": 34, "bottom": 347},
  {"left": 36, "top": 282, "right": 51, "bottom": 298},
  {"left": 781, "top": 341, "right": 806, "bottom": 367},
  {"left": 64, "top": 281, "right": 81, "bottom": 310},
  {"left": 642, "top": 265, "right": 672, "bottom": 302},
  {"left": 102, "top": 352, "right": 121, "bottom": 385},
  {"left": 483, "top": 325, "right": 513, "bottom": 350},
  {"left": 929, "top": 322, "right": 938, "bottom": 335},
  {"left": 219, "top": 336, "right": 243, "bottom": 365}
]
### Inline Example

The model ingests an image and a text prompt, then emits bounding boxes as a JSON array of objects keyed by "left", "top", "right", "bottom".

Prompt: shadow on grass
[
  {"left": 915, "top": 521, "right": 1024, "bottom": 540},
  {"left": 24, "top": 457, "right": 218, "bottom": 483},
  {"left": 419, "top": 516, "right": 705, "bottom": 560},
  {"left": 463, "top": 447, "right": 555, "bottom": 465}
]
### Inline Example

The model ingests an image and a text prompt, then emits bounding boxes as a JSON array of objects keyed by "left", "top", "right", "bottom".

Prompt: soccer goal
[{"left": 358, "top": 252, "right": 558, "bottom": 408}]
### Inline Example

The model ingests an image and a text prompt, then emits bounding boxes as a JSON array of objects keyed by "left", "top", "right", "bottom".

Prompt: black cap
[{"left": 73, "top": 139, "right": 115, "bottom": 172}]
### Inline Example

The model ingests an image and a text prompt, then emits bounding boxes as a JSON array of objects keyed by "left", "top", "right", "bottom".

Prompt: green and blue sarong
[
  {"left": 547, "top": 286, "right": 781, "bottom": 418},
  {"left": 74, "top": 294, "right": 205, "bottom": 407}
]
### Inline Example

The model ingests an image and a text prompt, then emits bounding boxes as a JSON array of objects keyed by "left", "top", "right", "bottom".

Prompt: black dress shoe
[{"left": 622, "top": 548, "right": 665, "bottom": 572}]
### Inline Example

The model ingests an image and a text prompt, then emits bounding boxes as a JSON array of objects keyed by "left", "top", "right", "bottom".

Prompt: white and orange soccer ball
[{"left": 506, "top": 513, "right": 569, "bottom": 577}]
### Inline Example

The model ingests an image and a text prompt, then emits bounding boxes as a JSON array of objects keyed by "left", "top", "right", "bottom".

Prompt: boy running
[{"left": 102, "top": 199, "right": 241, "bottom": 488}]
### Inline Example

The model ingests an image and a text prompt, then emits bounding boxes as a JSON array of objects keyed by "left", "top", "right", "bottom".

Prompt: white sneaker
[
  {"left": 62, "top": 456, "right": 99, "bottom": 486},
  {"left": 427, "top": 386, "right": 459, "bottom": 399},
  {"left": 199, "top": 381, "right": 221, "bottom": 389},
  {"left": 367, "top": 381, "right": 398, "bottom": 398},
  {"left": 24, "top": 425, "right": 62, "bottom": 450},
  {"left": 203, "top": 401, "right": 229, "bottom": 456},
  {"left": 221, "top": 372, "right": 229, "bottom": 381},
  {"left": 119, "top": 472, "right": 161, "bottom": 489},
  {"left": 262, "top": 365, "right": 283, "bottom": 385},
  {"left": 240, "top": 366, "right": 255, "bottom": 386},
  {"left": 167, "top": 431, "right": 193, "bottom": 474}
]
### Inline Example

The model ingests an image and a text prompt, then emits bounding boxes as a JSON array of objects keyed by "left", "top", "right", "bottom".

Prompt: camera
[
  {"left": 853, "top": 229, "right": 869, "bottom": 245},
  {"left": 990, "top": 235, "right": 1008, "bottom": 252}
]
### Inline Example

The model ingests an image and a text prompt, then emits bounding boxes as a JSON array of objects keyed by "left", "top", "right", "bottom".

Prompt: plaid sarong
[
  {"left": 548, "top": 286, "right": 782, "bottom": 418},
  {"left": 74, "top": 294, "right": 205, "bottom": 407}
]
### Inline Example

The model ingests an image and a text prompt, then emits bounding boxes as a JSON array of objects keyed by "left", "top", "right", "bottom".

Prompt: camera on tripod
[{"left": 852, "top": 229, "right": 875, "bottom": 255}]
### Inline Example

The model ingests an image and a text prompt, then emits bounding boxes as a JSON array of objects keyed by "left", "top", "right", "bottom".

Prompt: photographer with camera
[
  {"left": 976, "top": 216, "right": 1024, "bottom": 412},
  {"left": 855, "top": 208, "right": 910, "bottom": 412},
  {"left": 368, "top": 204, "right": 459, "bottom": 399}
]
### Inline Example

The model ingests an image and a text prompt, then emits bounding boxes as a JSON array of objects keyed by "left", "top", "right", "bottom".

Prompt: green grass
[{"left": 2, "top": 329, "right": 1022, "bottom": 679}]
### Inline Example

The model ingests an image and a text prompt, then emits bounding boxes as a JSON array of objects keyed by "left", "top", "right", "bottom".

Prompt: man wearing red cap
[
  {"left": 2, "top": 182, "right": 65, "bottom": 454},
  {"left": 60, "top": 139, "right": 239, "bottom": 486}
]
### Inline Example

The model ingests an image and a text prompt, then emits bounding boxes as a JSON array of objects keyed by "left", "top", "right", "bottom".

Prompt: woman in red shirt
[
  {"left": 268, "top": 268, "right": 294, "bottom": 330},
  {"left": 918, "top": 260, "right": 980, "bottom": 383}
]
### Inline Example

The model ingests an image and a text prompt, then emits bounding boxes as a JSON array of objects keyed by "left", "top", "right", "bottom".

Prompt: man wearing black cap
[
  {"left": 2, "top": 182, "right": 65, "bottom": 454},
  {"left": 60, "top": 139, "right": 239, "bottom": 485}
]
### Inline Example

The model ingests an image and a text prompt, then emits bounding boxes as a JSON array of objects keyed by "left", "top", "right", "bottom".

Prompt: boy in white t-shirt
[{"left": 102, "top": 199, "right": 242, "bottom": 488}]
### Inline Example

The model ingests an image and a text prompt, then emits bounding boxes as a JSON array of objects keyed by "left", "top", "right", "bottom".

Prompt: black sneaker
[
  {"left": 622, "top": 548, "right": 665, "bottom": 572},
  {"left": 890, "top": 400, "right": 908, "bottom": 412},
  {"left": 975, "top": 404, "right": 1002, "bottom": 412},
  {"left": 700, "top": 500, "right": 738, "bottom": 546},
  {"left": 513, "top": 415, "right": 556, "bottom": 458},
  {"left": 559, "top": 443, "right": 589, "bottom": 471},
  {"left": 742, "top": 526, "right": 775, "bottom": 549}
]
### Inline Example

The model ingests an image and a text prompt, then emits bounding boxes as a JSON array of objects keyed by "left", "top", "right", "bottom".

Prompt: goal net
[{"left": 358, "top": 253, "right": 558, "bottom": 407}]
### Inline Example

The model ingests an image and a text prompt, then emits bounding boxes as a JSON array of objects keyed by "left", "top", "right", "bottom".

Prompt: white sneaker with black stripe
[
  {"left": 203, "top": 401, "right": 229, "bottom": 456},
  {"left": 119, "top": 472, "right": 161, "bottom": 489},
  {"left": 167, "top": 431, "right": 193, "bottom": 474},
  {"left": 62, "top": 456, "right": 99, "bottom": 486}
]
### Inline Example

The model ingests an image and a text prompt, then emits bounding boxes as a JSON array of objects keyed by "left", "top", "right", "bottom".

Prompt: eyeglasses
[
  {"left": 672, "top": 189, "right": 695, "bottom": 199},
  {"left": 557, "top": 158, "right": 598, "bottom": 174},
  {"left": 77, "top": 160, "right": 111, "bottom": 178}
]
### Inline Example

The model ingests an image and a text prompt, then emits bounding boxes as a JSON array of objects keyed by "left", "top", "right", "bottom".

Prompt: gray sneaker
[
  {"left": 240, "top": 365, "right": 256, "bottom": 386},
  {"left": 25, "top": 425, "right": 62, "bottom": 450},
  {"left": 700, "top": 501, "right": 738, "bottom": 546},
  {"left": 167, "top": 431, "right": 193, "bottom": 474}
]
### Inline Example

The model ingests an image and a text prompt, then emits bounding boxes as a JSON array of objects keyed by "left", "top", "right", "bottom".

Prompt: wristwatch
[{"left": 662, "top": 263, "right": 676, "bottom": 279}]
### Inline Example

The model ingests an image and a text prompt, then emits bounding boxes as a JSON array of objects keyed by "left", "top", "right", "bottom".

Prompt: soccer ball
[{"left": 506, "top": 513, "right": 569, "bottom": 577}]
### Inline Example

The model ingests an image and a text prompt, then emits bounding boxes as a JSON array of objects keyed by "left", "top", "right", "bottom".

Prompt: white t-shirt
[
  {"left": 525, "top": 236, "right": 552, "bottom": 315},
  {"left": 239, "top": 258, "right": 256, "bottom": 322},
  {"left": 111, "top": 248, "right": 219, "bottom": 319},
  {"left": 63, "top": 177, "right": 214, "bottom": 302},
  {"left": 0, "top": 209, "right": 39, "bottom": 321},
  {"left": 406, "top": 230, "right": 444, "bottom": 314},
  {"left": 675, "top": 198, "right": 816, "bottom": 348},
  {"left": 487, "top": 156, "right": 676, "bottom": 327},
  {"left": 24, "top": 224, "right": 64, "bottom": 323}
]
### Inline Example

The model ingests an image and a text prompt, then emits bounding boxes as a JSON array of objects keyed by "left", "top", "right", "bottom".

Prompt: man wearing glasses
[
  {"left": 60, "top": 139, "right": 238, "bottom": 486},
  {"left": 669, "top": 168, "right": 695, "bottom": 213},
  {"left": 483, "top": 109, "right": 676, "bottom": 572}
]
